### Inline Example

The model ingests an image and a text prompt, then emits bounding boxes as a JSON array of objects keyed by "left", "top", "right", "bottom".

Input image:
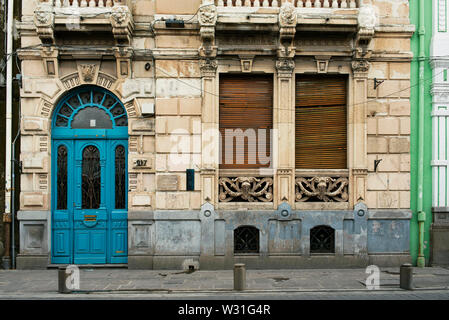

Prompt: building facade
[
  {"left": 430, "top": 0, "right": 449, "bottom": 266},
  {"left": 16, "top": 0, "right": 414, "bottom": 269}
]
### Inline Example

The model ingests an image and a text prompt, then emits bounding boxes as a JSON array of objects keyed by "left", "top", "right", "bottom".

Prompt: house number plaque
[{"left": 135, "top": 160, "right": 147, "bottom": 167}]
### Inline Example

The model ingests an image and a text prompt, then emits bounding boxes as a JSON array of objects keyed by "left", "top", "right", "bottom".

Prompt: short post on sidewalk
[
  {"left": 234, "top": 263, "right": 246, "bottom": 291},
  {"left": 58, "top": 266, "right": 72, "bottom": 294},
  {"left": 400, "top": 263, "right": 414, "bottom": 290}
]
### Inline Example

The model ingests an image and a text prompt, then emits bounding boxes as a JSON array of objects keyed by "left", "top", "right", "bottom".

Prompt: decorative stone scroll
[
  {"left": 219, "top": 177, "right": 273, "bottom": 202},
  {"left": 295, "top": 176, "right": 349, "bottom": 202},
  {"left": 354, "top": 5, "right": 377, "bottom": 58},
  {"left": 199, "top": 2, "right": 218, "bottom": 58},
  {"left": 110, "top": 5, "right": 134, "bottom": 45}
]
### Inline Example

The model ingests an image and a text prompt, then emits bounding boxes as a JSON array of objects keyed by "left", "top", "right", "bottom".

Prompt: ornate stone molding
[
  {"left": 219, "top": 177, "right": 273, "bottom": 203},
  {"left": 200, "top": 58, "right": 218, "bottom": 78},
  {"left": 239, "top": 55, "right": 255, "bottom": 73},
  {"left": 315, "top": 56, "right": 331, "bottom": 74},
  {"left": 276, "top": 58, "right": 295, "bottom": 77},
  {"left": 352, "top": 168, "right": 368, "bottom": 176},
  {"left": 34, "top": 4, "right": 55, "bottom": 44},
  {"left": 358, "top": 5, "right": 377, "bottom": 30},
  {"left": 79, "top": 64, "right": 96, "bottom": 82},
  {"left": 351, "top": 59, "right": 371, "bottom": 75},
  {"left": 295, "top": 176, "right": 349, "bottom": 203},
  {"left": 199, "top": 3, "right": 218, "bottom": 26},
  {"left": 199, "top": 2, "right": 218, "bottom": 58},
  {"left": 278, "top": 2, "right": 296, "bottom": 59},
  {"left": 110, "top": 5, "right": 134, "bottom": 45},
  {"left": 279, "top": 1, "right": 297, "bottom": 27},
  {"left": 355, "top": 5, "right": 377, "bottom": 58}
]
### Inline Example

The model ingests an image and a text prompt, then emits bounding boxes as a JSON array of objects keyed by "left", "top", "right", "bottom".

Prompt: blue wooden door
[
  {"left": 51, "top": 86, "right": 128, "bottom": 265},
  {"left": 52, "top": 139, "right": 128, "bottom": 264}
]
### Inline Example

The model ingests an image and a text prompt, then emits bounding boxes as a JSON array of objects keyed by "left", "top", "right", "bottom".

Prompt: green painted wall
[{"left": 409, "top": 0, "right": 433, "bottom": 266}]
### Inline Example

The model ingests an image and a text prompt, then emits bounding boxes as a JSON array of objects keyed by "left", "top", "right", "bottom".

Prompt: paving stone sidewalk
[{"left": 0, "top": 267, "right": 449, "bottom": 297}]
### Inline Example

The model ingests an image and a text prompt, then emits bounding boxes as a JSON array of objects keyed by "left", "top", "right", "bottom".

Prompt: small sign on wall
[{"left": 132, "top": 158, "right": 152, "bottom": 169}]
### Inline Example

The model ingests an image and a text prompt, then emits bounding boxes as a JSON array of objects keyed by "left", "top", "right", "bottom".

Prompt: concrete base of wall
[
  {"left": 128, "top": 256, "right": 154, "bottom": 269},
  {"left": 16, "top": 255, "right": 49, "bottom": 270},
  {"left": 368, "top": 254, "right": 411, "bottom": 267},
  {"left": 131, "top": 254, "right": 381, "bottom": 270},
  {"left": 14, "top": 253, "right": 413, "bottom": 270}
]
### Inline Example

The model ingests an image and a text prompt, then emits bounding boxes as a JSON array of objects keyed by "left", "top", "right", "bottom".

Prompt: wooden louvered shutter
[
  {"left": 295, "top": 76, "right": 347, "bottom": 169},
  {"left": 219, "top": 74, "right": 273, "bottom": 169}
]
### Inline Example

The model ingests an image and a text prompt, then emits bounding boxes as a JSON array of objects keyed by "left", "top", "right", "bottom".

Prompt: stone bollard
[
  {"left": 58, "top": 266, "right": 72, "bottom": 294},
  {"left": 400, "top": 263, "right": 414, "bottom": 290},
  {"left": 234, "top": 263, "right": 246, "bottom": 291}
]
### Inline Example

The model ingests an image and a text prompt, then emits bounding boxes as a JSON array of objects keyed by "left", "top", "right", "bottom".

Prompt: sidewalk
[{"left": 1, "top": 266, "right": 449, "bottom": 299}]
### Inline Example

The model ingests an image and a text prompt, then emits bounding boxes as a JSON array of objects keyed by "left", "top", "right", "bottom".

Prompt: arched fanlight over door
[{"left": 54, "top": 87, "right": 128, "bottom": 129}]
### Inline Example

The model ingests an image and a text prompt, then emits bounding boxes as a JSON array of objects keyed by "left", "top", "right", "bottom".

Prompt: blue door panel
[
  {"left": 91, "top": 231, "right": 107, "bottom": 253},
  {"left": 54, "top": 230, "right": 70, "bottom": 256},
  {"left": 74, "top": 231, "right": 90, "bottom": 253},
  {"left": 112, "top": 230, "right": 127, "bottom": 256}
]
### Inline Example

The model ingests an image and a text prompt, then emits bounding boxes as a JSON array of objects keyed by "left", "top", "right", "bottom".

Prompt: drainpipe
[
  {"left": 4, "top": 0, "right": 14, "bottom": 268},
  {"left": 416, "top": 0, "right": 426, "bottom": 268}
]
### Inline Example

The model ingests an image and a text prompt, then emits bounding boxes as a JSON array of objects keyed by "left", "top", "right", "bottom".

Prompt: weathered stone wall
[
  {"left": 15, "top": 0, "right": 415, "bottom": 269},
  {"left": 364, "top": 0, "right": 412, "bottom": 210}
]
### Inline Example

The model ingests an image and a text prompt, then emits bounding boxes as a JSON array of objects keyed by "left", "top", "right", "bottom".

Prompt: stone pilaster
[
  {"left": 200, "top": 58, "right": 219, "bottom": 206},
  {"left": 275, "top": 58, "right": 295, "bottom": 207},
  {"left": 350, "top": 60, "right": 370, "bottom": 205}
]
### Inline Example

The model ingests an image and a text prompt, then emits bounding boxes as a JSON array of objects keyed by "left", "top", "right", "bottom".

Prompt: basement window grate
[
  {"left": 310, "top": 225, "right": 335, "bottom": 254},
  {"left": 234, "top": 226, "right": 260, "bottom": 254}
]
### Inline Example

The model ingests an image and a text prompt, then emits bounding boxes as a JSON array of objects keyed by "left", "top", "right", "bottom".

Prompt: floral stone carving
[
  {"left": 219, "top": 177, "right": 273, "bottom": 202},
  {"left": 295, "top": 176, "right": 349, "bottom": 202}
]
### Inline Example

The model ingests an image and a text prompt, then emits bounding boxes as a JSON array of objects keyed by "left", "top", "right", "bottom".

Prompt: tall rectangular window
[
  {"left": 295, "top": 75, "right": 347, "bottom": 169},
  {"left": 219, "top": 74, "right": 273, "bottom": 169}
]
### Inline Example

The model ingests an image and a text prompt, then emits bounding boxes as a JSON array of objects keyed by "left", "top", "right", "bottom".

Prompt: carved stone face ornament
[
  {"left": 80, "top": 64, "right": 96, "bottom": 82},
  {"left": 198, "top": 4, "right": 218, "bottom": 26},
  {"left": 34, "top": 4, "right": 54, "bottom": 26},
  {"left": 280, "top": 2, "right": 297, "bottom": 26},
  {"left": 111, "top": 6, "right": 128, "bottom": 25}
]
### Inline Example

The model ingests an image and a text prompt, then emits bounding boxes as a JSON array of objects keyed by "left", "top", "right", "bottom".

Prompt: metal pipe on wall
[
  {"left": 417, "top": 0, "right": 426, "bottom": 268},
  {"left": 4, "top": 0, "right": 14, "bottom": 269}
]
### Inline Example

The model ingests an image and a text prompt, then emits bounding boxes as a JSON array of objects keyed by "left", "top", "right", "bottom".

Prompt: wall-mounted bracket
[{"left": 374, "top": 78, "right": 384, "bottom": 90}]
